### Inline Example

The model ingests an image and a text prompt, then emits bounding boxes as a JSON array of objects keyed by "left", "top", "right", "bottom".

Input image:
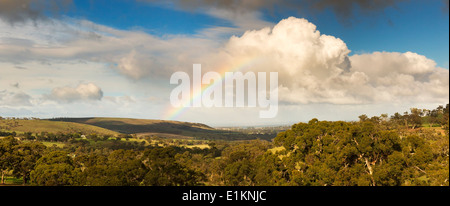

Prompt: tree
[
  {"left": 23, "top": 132, "right": 34, "bottom": 140},
  {"left": 105, "top": 150, "right": 147, "bottom": 186},
  {"left": 427, "top": 109, "right": 440, "bottom": 127},
  {"left": 380, "top": 114, "right": 389, "bottom": 122},
  {"left": 408, "top": 108, "right": 423, "bottom": 129},
  {"left": 358, "top": 114, "right": 369, "bottom": 122},
  {"left": 74, "top": 152, "right": 109, "bottom": 186},
  {"left": 404, "top": 135, "right": 433, "bottom": 169},
  {"left": 142, "top": 147, "right": 205, "bottom": 186},
  {"left": 374, "top": 151, "right": 406, "bottom": 186},
  {"left": 442, "top": 104, "right": 449, "bottom": 134},
  {"left": 390, "top": 112, "right": 403, "bottom": 126},
  {"left": 410, "top": 108, "right": 424, "bottom": 117},
  {"left": 220, "top": 150, "right": 254, "bottom": 186},
  {"left": 253, "top": 153, "right": 285, "bottom": 186},
  {"left": 0, "top": 136, "right": 18, "bottom": 184},
  {"left": 212, "top": 140, "right": 270, "bottom": 186},
  {"left": 12, "top": 141, "right": 46, "bottom": 185},
  {"left": 30, "top": 151, "right": 81, "bottom": 186}
]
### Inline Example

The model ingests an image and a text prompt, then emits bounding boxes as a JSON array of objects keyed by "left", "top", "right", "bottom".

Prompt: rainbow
[{"left": 162, "top": 57, "right": 262, "bottom": 120}]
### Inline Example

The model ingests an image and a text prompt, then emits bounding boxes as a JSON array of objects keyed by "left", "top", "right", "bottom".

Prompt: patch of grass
[
  {"left": 268, "top": 146, "right": 290, "bottom": 160},
  {"left": 41, "top": 142, "right": 66, "bottom": 148},
  {"left": 119, "top": 137, "right": 150, "bottom": 146},
  {"left": 418, "top": 175, "right": 430, "bottom": 182},
  {"left": 421, "top": 126, "right": 446, "bottom": 135},
  {"left": 268, "top": 146, "right": 285, "bottom": 154},
  {"left": 2, "top": 176, "right": 23, "bottom": 185},
  {"left": 421, "top": 123, "right": 442, "bottom": 128},
  {"left": 182, "top": 144, "right": 210, "bottom": 149}
]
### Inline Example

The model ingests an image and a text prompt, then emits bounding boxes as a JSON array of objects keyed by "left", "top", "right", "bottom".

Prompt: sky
[{"left": 0, "top": 0, "right": 449, "bottom": 127}]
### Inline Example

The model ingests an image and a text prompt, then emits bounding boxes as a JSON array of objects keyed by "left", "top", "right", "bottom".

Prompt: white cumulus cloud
[
  {"left": 206, "top": 17, "right": 449, "bottom": 105},
  {"left": 350, "top": 51, "right": 449, "bottom": 103},
  {"left": 0, "top": 90, "right": 33, "bottom": 106},
  {"left": 48, "top": 83, "right": 103, "bottom": 103}
]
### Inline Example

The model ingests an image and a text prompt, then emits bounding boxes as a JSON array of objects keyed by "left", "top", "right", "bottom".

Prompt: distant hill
[
  {"left": 49, "top": 117, "right": 211, "bottom": 134},
  {"left": 0, "top": 119, "right": 119, "bottom": 136},
  {"left": 48, "top": 117, "right": 265, "bottom": 140}
]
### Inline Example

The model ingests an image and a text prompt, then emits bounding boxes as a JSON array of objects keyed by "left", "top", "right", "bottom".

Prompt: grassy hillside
[
  {"left": 48, "top": 117, "right": 271, "bottom": 140},
  {"left": 0, "top": 117, "right": 276, "bottom": 140},
  {"left": 50, "top": 117, "right": 212, "bottom": 133},
  {"left": 0, "top": 119, "right": 119, "bottom": 136}
]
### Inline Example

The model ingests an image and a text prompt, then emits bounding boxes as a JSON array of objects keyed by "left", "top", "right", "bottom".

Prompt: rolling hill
[
  {"left": 0, "top": 117, "right": 275, "bottom": 140},
  {"left": 0, "top": 119, "right": 119, "bottom": 136},
  {"left": 48, "top": 117, "right": 265, "bottom": 140}
]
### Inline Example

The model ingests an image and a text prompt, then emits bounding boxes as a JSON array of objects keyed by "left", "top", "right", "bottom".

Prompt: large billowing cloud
[
  {"left": 350, "top": 52, "right": 449, "bottom": 103},
  {"left": 48, "top": 83, "right": 103, "bottom": 103},
  {"left": 209, "top": 17, "right": 449, "bottom": 105}
]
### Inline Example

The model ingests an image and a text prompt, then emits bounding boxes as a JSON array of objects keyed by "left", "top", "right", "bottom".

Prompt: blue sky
[
  {"left": 0, "top": 0, "right": 449, "bottom": 126},
  {"left": 63, "top": 0, "right": 449, "bottom": 68},
  {"left": 66, "top": 0, "right": 234, "bottom": 35},
  {"left": 303, "top": 0, "right": 449, "bottom": 68}
]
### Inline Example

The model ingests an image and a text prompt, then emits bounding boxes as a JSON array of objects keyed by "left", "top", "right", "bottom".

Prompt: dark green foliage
[
  {"left": 12, "top": 141, "right": 46, "bottom": 184},
  {"left": 0, "top": 136, "right": 18, "bottom": 184},
  {"left": 1, "top": 104, "right": 448, "bottom": 186},
  {"left": 272, "top": 111, "right": 448, "bottom": 186},
  {"left": 30, "top": 151, "right": 82, "bottom": 186},
  {"left": 78, "top": 150, "right": 147, "bottom": 186},
  {"left": 142, "top": 147, "right": 205, "bottom": 186}
]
